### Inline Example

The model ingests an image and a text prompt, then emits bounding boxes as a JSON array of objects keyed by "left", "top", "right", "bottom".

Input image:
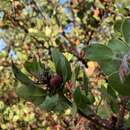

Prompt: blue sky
[
  {"left": 59, "top": 0, "right": 69, "bottom": 5},
  {"left": 0, "top": 39, "right": 6, "bottom": 52}
]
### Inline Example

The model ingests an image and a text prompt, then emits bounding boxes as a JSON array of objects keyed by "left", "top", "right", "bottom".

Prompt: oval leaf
[
  {"left": 108, "top": 38, "right": 128, "bottom": 55},
  {"left": 114, "top": 20, "right": 123, "bottom": 33},
  {"left": 16, "top": 83, "right": 46, "bottom": 97},
  {"left": 98, "top": 60, "right": 120, "bottom": 75},
  {"left": 12, "top": 63, "right": 34, "bottom": 86},
  {"left": 24, "top": 58, "right": 44, "bottom": 77},
  {"left": 122, "top": 18, "right": 130, "bottom": 46},
  {"left": 85, "top": 44, "right": 119, "bottom": 75},
  {"left": 108, "top": 72, "right": 130, "bottom": 96},
  {"left": 51, "top": 48, "right": 72, "bottom": 83},
  {"left": 16, "top": 85, "right": 46, "bottom": 105},
  {"left": 73, "top": 87, "right": 93, "bottom": 115},
  {"left": 85, "top": 44, "right": 113, "bottom": 61},
  {"left": 12, "top": 63, "right": 45, "bottom": 98},
  {"left": 40, "top": 94, "right": 69, "bottom": 113}
]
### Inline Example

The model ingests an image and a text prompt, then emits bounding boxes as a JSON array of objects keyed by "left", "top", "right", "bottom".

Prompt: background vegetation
[{"left": 0, "top": 0, "right": 130, "bottom": 130}]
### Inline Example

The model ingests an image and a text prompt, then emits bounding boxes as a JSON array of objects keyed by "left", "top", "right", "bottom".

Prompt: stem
[{"left": 78, "top": 110, "right": 114, "bottom": 130}]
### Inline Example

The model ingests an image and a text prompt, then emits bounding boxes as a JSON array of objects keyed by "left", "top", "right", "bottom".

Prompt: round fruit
[{"left": 49, "top": 75, "right": 63, "bottom": 88}]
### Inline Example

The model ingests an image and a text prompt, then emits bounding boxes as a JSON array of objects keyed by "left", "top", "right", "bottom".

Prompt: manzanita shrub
[{"left": 12, "top": 18, "right": 130, "bottom": 130}]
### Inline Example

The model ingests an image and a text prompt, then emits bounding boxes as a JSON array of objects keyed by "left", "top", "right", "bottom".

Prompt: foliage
[{"left": 1, "top": 0, "right": 130, "bottom": 130}]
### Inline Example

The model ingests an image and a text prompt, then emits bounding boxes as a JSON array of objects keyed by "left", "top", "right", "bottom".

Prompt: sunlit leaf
[{"left": 85, "top": 44, "right": 113, "bottom": 61}]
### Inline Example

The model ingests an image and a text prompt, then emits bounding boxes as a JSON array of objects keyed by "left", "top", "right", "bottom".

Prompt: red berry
[{"left": 49, "top": 75, "right": 62, "bottom": 88}]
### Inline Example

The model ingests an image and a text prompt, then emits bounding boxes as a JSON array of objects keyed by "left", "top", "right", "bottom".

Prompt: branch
[
  {"left": 116, "top": 96, "right": 129, "bottom": 130},
  {"left": 61, "top": 32, "right": 88, "bottom": 68},
  {"left": 63, "top": 94, "right": 114, "bottom": 130}
]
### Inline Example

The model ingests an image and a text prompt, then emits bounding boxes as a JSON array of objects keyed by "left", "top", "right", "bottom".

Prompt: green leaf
[
  {"left": 96, "top": 100, "right": 112, "bottom": 118},
  {"left": 24, "top": 58, "right": 44, "bottom": 77},
  {"left": 85, "top": 44, "right": 120, "bottom": 75},
  {"left": 122, "top": 18, "right": 130, "bottom": 46},
  {"left": 108, "top": 72, "right": 130, "bottom": 96},
  {"left": 109, "top": 100, "right": 119, "bottom": 113},
  {"left": 73, "top": 87, "right": 93, "bottom": 115},
  {"left": 85, "top": 44, "right": 113, "bottom": 61},
  {"left": 71, "top": 65, "right": 80, "bottom": 86},
  {"left": 30, "top": 96, "right": 46, "bottom": 105},
  {"left": 72, "top": 102, "right": 77, "bottom": 117},
  {"left": 16, "top": 84, "right": 46, "bottom": 98},
  {"left": 12, "top": 63, "right": 46, "bottom": 101},
  {"left": 12, "top": 63, "right": 34, "bottom": 86},
  {"left": 108, "top": 38, "right": 128, "bottom": 55},
  {"left": 98, "top": 60, "right": 120, "bottom": 75},
  {"left": 87, "top": 94, "right": 95, "bottom": 105},
  {"left": 73, "top": 87, "right": 90, "bottom": 107},
  {"left": 40, "top": 94, "right": 59, "bottom": 112},
  {"left": 16, "top": 84, "right": 46, "bottom": 105},
  {"left": 107, "top": 85, "right": 117, "bottom": 99},
  {"left": 51, "top": 48, "right": 72, "bottom": 83},
  {"left": 99, "top": 86, "right": 119, "bottom": 114},
  {"left": 114, "top": 20, "right": 123, "bottom": 33},
  {"left": 83, "top": 71, "right": 89, "bottom": 94},
  {"left": 55, "top": 96, "right": 70, "bottom": 113},
  {"left": 40, "top": 94, "right": 69, "bottom": 113}
]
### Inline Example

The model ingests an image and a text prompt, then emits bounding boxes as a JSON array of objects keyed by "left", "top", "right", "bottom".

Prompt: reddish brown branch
[{"left": 78, "top": 110, "right": 116, "bottom": 130}]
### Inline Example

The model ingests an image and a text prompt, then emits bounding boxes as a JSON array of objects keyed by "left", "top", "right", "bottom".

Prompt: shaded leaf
[
  {"left": 108, "top": 72, "right": 130, "bottom": 96},
  {"left": 40, "top": 94, "right": 59, "bottom": 112},
  {"left": 114, "top": 19, "right": 123, "bottom": 33},
  {"left": 107, "top": 85, "right": 117, "bottom": 99},
  {"left": 12, "top": 63, "right": 46, "bottom": 101},
  {"left": 71, "top": 65, "right": 80, "bottom": 85},
  {"left": 40, "top": 94, "right": 69, "bottom": 113},
  {"left": 16, "top": 84, "right": 46, "bottom": 105},
  {"left": 83, "top": 71, "right": 89, "bottom": 94},
  {"left": 122, "top": 18, "right": 130, "bottom": 46},
  {"left": 16, "top": 84, "right": 46, "bottom": 98},
  {"left": 109, "top": 100, "right": 119, "bottom": 113},
  {"left": 24, "top": 58, "right": 44, "bottom": 77},
  {"left": 12, "top": 63, "right": 34, "bottom": 86},
  {"left": 51, "top": 48, "right": 72, "bottom": 83},
  {"left": 99, "top": 86, "right": 119, "bottom": 114},
  {"left": 73, "top": 87, "right": 93, "bottom": 115}
]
